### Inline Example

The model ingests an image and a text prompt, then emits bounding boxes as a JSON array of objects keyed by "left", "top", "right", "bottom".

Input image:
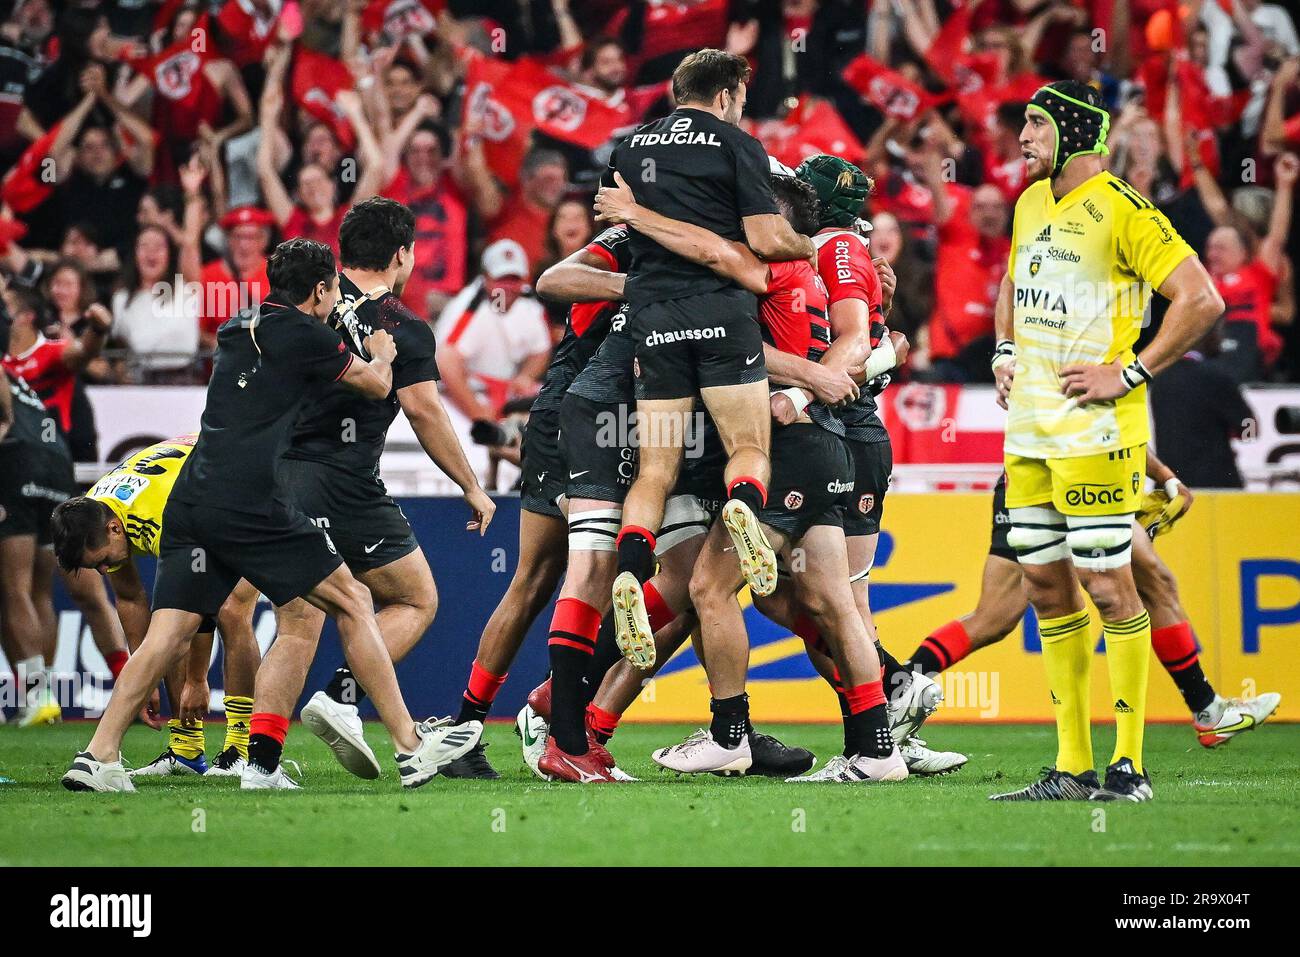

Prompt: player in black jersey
[
  {"left": 600, "top": 50, "right": 817, "bottom": 657},
  {"left": 444, "top": 225, "right": 630, "bottom": 778},
  {"left": 264, "top": 199, "right": 494, "bottom": 782},
  {"left": 62, "top": 239, "right": 478, "bottom": 792},
  {"left": 591, "top": 169, "right": 906, "bottom": 780}
]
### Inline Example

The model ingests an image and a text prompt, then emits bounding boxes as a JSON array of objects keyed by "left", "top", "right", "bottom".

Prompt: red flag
[
  {"left": 126, "top": 14, "right": 213, "bottom": 103},
  {"left": 291, "top": 45, "right": 357, "bottom": 151},
  {"left": 747, "top": 95, "right": 865, "bottom": 169},
  {"left": 361, "top": 0, "right": 442, "bottom": 39},
  {"left": 1, "top": 122, "right": 61, "bottom": 214},
  {"left": 462, "top": 53, "right": 635, "bottom": 185},
  {"left": 925, "top": 1, "right": 973, "bottom": 87},
  {"left": 842, "top": 55, "right": 948, "bottom": 122}
]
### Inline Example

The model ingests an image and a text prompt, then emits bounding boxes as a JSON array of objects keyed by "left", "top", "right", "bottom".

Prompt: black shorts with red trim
[
  {"left": 631, "top": 287, "right": 767, "bottom": 401},
  {"left": 758, "top": 423, "right": 855, "bottom": 543}
]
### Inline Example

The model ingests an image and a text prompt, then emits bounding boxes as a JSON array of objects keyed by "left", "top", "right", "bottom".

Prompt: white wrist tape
[
  {"left": 991, "top": 339, "right": 1016, "bottom": 371},
  {"left": 1163, "top": 478, "right": 1182, "bottom": 499},
  {"left": 774, "top": 387, "right": 811, "bottom": 416},
  {"left": 862, "top": 337, "right": 898, "bottom": 380}
]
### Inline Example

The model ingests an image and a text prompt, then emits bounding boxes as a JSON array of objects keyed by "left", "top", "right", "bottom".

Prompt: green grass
[{"left": 1, "top": 721, "right": 1296, "bottom": 866}]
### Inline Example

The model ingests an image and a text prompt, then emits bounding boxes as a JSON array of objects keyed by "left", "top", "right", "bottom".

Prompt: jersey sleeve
[
  {"left": 392, "top": 318, "right": 441, "bottom": 390},
  {"left": 584, "top": 225, "right": 630, "bottom": 271},
  {"left": 1117, "top": 203, "right": 1196, "bottom": 291},
  {"left": 730, "top": 132, "right": 778, "bottom": 218},
  {"left": 294, "top": 318, "right": 355, "bottom": 382},
  {"left": 817, "top": 235, "right": 883, "bottom": 314}
]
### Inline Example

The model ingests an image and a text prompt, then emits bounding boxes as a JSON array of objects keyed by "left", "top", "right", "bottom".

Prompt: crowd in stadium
[{"left": 0, "top": 0, "right": 1297, "bottom": 466}]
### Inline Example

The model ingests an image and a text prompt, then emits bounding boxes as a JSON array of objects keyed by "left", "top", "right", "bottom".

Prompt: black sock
[
  {"left": 727, "top": 480, "right": 765, "bottom": 515},
  {"left": 248, "top": 734, "right": 283, "bottom": 773},
  {"left": 1172, "top": 661, "right": 1216, "bottom": 714},
  {"left": 709, "top": 693, "right": 749, "bottom": 749},
  {"left": 844, "top": 705, "right": 893, "bottom": 758},
  {"left": 456, "top": 696, "right": 490, "bottom": 725},
  {"left": 549, "top": 646, "right": 591, "bottom": 754},
  {"left": 876, "top": 641, "right": 909, "bottom": 701},
  {"left": 615, "top": 531, "right": 655, "bottom": 582},
  {"left": 326, "top": 667, "right": 366, "bottom": 706},
  {"left": 585, "top": 611, "right": 624, "bottom": 702},
  {"left": 906, "top": 645, "right": 944, "bottom": 679},
  {"left": 835, "top": 692, "right": 851, "bottom": 751}
]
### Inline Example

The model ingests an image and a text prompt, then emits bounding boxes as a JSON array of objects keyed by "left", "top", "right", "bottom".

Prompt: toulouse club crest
[
  {"left": 532, "top": 85, "right": 589, "bottom": 133},
  {"left": 466, "top": 82, "right": 516, "bottom": 143}
]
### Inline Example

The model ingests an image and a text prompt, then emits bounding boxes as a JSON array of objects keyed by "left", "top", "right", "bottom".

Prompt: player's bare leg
[
  {"left": 66, "top": 607, "right": 204, "bottom": 789},
  {"left": 1131, "top": 529, "right": 1280, "bottom": 745},
  {"left": 909, "top": 556, "right": 1028, "bottom": 676},
  {"left": 702, "top": 381, "right": 776, "bottom": 595},
  {"left": 458, "top": 509, "right": 566, "bottom": 722},
  {"left": 1, "top": 535, "right": 60, "bottom": 725},
  {"left": 537, "top": 497, "right": 621, "bottom": 782}
]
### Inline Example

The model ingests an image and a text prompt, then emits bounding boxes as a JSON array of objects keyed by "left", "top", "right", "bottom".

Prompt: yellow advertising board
[{"left": 625, "top": 493, "right": 1300, "bottom": 725}]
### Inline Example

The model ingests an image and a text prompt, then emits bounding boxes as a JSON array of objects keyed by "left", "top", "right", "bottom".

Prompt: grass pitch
[{"left": 1, "top": 721, "right": 1295, "bottom": 867}]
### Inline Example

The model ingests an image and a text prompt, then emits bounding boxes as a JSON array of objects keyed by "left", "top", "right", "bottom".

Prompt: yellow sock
[
  {"left": 1039, "top": 608, "right": 1094, "bottom": 775},
  {"left": 1103, "top": 610, "right": 1152, "bottom": 773},
  {"left": 223, "top": 695, "right": 253, "bottom": 760},
  {"left": 167, "top": 718, "right": 205, "bottom": 760}
]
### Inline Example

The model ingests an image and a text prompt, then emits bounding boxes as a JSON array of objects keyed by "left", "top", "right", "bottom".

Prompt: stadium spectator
[
  {"left": 381, "top": 96, "right": 467, "bottom": 321},
  {"left": 434, "top": 239, "right": 550, "bottom": 424},
  {"left": 110, "top": 223, "right": 199, "bottom": 383},
  {"left": 867, "top": 209, "right": 933, "bottom": 349},
  {"left": 0, "top": 0, "right": 53, "bottom": 170},
  {"left": 2, "top": 281, "right": 110, "bottom": 457},
  {"left": 460, "top": 144, "right": 570, "bottom": 278}
]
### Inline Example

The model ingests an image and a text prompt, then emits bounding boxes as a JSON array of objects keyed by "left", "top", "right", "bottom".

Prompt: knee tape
[
  {"left": 1065, "top": 513, "right": 1134, "bottom": 571},
  {"left": 655, "top": 494, "right": 712, "bottom": 554},
  {"left": 568, "top": 508, "right": 622, "bottom": 552},
  {"left": 1007, "top": 506, "right": 1070, "bottom": 565}
]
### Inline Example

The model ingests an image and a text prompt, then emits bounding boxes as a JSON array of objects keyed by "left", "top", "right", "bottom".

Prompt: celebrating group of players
[{"left": 39, "top": 50, "right": 1279, "bottom": 798}]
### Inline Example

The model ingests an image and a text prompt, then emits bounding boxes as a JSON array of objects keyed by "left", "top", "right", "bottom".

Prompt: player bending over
[
  {"left": 990, "top": 82, "right": 1224, "bottom": 802},
  {"left": 51, "top": 438, "right": 262, "bottom": 777},
  {"left": 61, "top": 239, "right": 475, "bottom": 792},
  {"left": 908, "top": 455, "right": 1280, "bottom": 748}
]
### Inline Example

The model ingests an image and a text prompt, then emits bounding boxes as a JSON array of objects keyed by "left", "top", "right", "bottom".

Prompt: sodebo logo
[
  {"left": 1064, "top": 483, "right": 1123, "bottom": 507},
  {"left": 644, "top": 327, "right": 727, "bottom": 347},
  {"left": 50, "top": 887, "right": 152, "bottom": 937}
]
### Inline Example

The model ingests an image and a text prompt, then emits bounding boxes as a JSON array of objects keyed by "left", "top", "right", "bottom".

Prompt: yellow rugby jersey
[
  {"left": 1006, "top": 171, "right": 1195, "bottom": 458},
  {"left": 86, "top": 435, "right": 197, "bottom": 567}
]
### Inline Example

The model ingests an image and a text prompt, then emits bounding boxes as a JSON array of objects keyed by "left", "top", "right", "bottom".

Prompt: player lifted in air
[
  {"left": 990, "top": 81, "right": 1224, "bottom": 802},
  {"left": 907, "top": 454, "right": 1280, "bottom": 748},
  {"left": 603, "top": 50, "right": 817, "bottom": 716},
  {"left": 61, "top": 239, "right": 475, "bottom": 792},
  {"left": 50, "top": 439, "right": 262, "bottom": 777}
]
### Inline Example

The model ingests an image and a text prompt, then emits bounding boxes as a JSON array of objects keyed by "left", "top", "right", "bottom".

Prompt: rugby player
[
  {"left": 989, "top": 81, "right": 1224, "bottom": 802},
  {"left": 61, "top": 238, "right": 476, "bottom": 792},
  {"left": 255, "top": 198, "right": 493, "bottom": 786},
  {"left": 446, "top": 223, "right": 631, "bottom": 779},
  {"left": 791, "top": 154, "right": 958, "bottom": 763},
  {"left": 600, "top": 50, "right": 819, "bottom": 659},
  {"left": 908, "top": 457, "right": 1281, "bottom": 747},
  {"left": 1, "top": 294, "right": 136, "bottom": 727},
  {"left": 597, "top": 170, "right": 906, "bottom": 780},
  {"left": 50, "top": 439, "right": 262, "bottom": 777}
]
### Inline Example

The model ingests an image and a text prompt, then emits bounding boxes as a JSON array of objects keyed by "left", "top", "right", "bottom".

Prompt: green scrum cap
[
  {"left": 795, "top": 154, "right": 872, "bottom": 228},
  {"left": 1027, "top": 80, "right": 1111, "bottom": 179}
]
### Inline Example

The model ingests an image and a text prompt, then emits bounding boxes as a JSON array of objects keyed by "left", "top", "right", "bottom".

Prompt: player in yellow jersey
[
  {"left": 989, "top": 81, "right": 1225, "bottom": 802},
  {"left": 49, "top": 437, "right": 262, "bottom": 777}
]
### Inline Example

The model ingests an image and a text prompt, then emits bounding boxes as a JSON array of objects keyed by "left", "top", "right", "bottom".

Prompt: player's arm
[
  {"left": 765, "top": 348, "right": 860, "bottom": 406},
  {"left": 178, "top": 631, "right": 214, "bottom": 725},
  {"left": 993, "top": 270, "right": 1015, "bottom": 409},
  {"left": 398, "top": 380, "right": 496, "bottom": 534},
  {"left": 107, "top": 561, "right": 151, "bottom": 653},
  {"left": 57, "top": 303, "right": 112, "bottom": 373},
  {"left": 534, "top": 248, "right": 626, "bottom": 304},
  {"left": 1062, "top": 201, "right": 1225, "bottom": 402},
  {"left": 742, "top": 213, "right": 816, "bottom": 263},
  {"left": 595, "top": 172, "right": 771, "bottom": 293},
  {"left": 337, "top": 330, "right": 396, "bottom": 399}
]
